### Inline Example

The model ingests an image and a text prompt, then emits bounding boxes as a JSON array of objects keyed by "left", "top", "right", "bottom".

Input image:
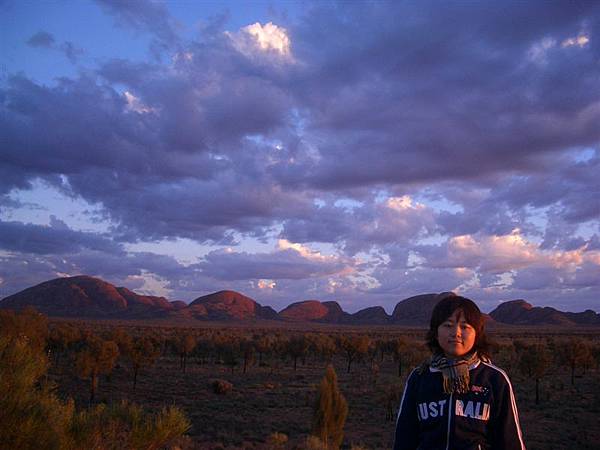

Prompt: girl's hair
[{"left": 425, "top": 295, "right": 490, "bottom": 358}]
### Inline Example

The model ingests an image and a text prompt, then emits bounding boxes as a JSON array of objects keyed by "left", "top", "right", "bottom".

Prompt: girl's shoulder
[
  {"left": 475, "top": 360, "right": 514, "bottom": 385},
  {"left": 412, "top": 358, "right": 432, "bottom": 376}
]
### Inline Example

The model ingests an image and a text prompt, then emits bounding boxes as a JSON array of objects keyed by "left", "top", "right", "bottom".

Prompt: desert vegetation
[
  {"left": 2, "top": 309, "right": 599, "bottom": 449},
  {"left": 0, "top": 308, "right": 190, "bottom": 450}
]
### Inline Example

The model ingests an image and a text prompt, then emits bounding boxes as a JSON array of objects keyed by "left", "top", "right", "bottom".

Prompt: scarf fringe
[{"left": 429, "top": 351, "right": 480, "bottom": 394}]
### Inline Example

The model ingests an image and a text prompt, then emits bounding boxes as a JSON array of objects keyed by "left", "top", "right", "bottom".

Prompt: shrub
[
  {"left": 212, "top": 379, "right": 233, "bottom": 395},
  {"left": 302, "top": 435, "right": 327, "bottom": 450},
  {"left": 267, "top": 432, "right": 288, "bottom": 448},
  {"left": 312, "top": 365, "right": 348, "bottom": 450},
  {"left": 0, "top": 334, "right": 75, "bottom": 449},
  {"left": 0, "top": 310, "right": 191, "bottom": 450},
  {"left": 71, "top": 401, "right": 191, "bottom": 449},
  {"left": 74, "top": 335, "right": 120, "bottom": 403}
]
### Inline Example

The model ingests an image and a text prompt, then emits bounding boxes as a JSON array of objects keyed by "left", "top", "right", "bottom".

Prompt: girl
[{"left": 393, "top": 296, "right": 525, "bottom": 450}]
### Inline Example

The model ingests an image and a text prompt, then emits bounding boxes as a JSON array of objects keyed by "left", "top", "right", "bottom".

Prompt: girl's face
[{"left": 437, "top": 309, "right": 476, "bottom": 358}]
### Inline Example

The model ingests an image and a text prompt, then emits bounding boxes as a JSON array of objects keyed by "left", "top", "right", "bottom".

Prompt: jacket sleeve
[
  {"left": 393, "top": 368, "right": 420, "bottom": 450},
  {"left": 490, "top": 370, "right": 526, "bottom": 450}
]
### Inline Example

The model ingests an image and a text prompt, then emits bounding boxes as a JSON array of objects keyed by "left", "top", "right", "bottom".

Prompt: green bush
[
  {"left": 0, "top": 309, "right": 191, "bottom": 450},
  {"left": 71, "top": 401, "right": 191, "bottom": 449},
  {"left": 312, "top": 364, "right": 348, "bottom": 450}
]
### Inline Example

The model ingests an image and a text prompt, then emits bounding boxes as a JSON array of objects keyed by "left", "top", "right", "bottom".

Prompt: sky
[{"left": 1, "top": 0, "right": 599, "bottom": 314}]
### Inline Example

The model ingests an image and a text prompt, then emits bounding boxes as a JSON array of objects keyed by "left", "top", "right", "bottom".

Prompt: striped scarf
[{"left": 429, "top": 352, "right": 480, "bottom": 394}]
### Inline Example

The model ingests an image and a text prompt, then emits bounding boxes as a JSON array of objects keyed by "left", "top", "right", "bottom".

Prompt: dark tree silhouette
[
  {"left": 126, "top": 335, "right": 160, "bottom": 391},
  {"left": 518, "top": 343, "right": 551, "bottom": 404},
  {"left": 176, "top": 333, "right": 197, "bottom": 373},
  {"left": 48, "top": 322, "right": 81, "bottom": 366},
  {"left": 340, "top": 335, "right": 370, "bottom": 373},
  {"left": 556, "top": 338, "right": 594, "bottom": 386},
  {"left": 287, "top": 335, "right": 309, "bottom": 371},
  {"left": 75, "top": 335, "right": 119, "bottom": 403},
  {"left": 390, "top": 337, "right": 408, "bottom": 377}
]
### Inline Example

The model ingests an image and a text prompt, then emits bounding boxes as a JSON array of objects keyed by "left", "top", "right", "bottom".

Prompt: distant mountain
[
  {"left": 169, "top": 300, "right": 188, "bottom": 310},
  {"left": 2, "top": 275, "right": 597, "bottom": 326},
  {"left": 187, "top": 290, "right": 278, "bottom": 321},
  {"left": 348, "top": 306, "right": 390, "bottom": 325},
  {"left": 489, "top": 300, "right": 600, "bottom": 326},
  {"left": 279, "top": 300, "right": 351, "bottom": 323},
  {"left": 0, "top": 275, "right": 173, "bottom": 318},
  {"left": 390, "top": 292, "right": 456, "bottom": 325}
]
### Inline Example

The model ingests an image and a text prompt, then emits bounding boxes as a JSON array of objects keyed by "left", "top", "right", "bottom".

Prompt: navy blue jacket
[{"left": 393, "top": 360, "right": 525, "bottom": 450}]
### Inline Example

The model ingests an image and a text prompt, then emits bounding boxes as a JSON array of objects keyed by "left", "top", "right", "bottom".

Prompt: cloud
[
  {"left": 0, "top": 218, "right": 197, "bottom": 300},
  {"left": 527, "top": 37, "right": 557, "bottom": 64},
  {"left": 231, "top": 22, "right": 292, "bottom": 58},
  {"left": 123, "top": 91, "right": 155, "bottom": 114},
  {"left": 562, "top": 34, "right": 590, "bottom": 48},
  {"left": 95, "top": 0, "right": 180, "bottom": 53},
  {"left": 196, "top": 243, "right": 354, "bottom": 281},
  {"left": 27, "top": 31, "right": 55, "bottom": 48},
  {"left": 25, "top": 31, "right": 84, "bottom": 63},
  {"left": 60, "top": 41, "right": 84, "bottom": 64},
  {"left": 3, "top": 2, "right": 600, "bottom": 311},
  {"left": 0, "top": 218, "right": 122, "bottom": 255},
  {"left": 281, "top": 194, "right": 437, "bottom": 255}
]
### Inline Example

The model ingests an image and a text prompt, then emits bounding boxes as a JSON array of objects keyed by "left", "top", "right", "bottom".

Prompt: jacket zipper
[{"left": 445, "top": 393, "right": 453, "bottom": 450}]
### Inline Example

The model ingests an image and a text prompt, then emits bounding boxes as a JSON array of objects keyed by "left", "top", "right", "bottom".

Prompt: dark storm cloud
[
  {"left": 1, "top": 31, "right": 304, "bottom": 242},
  {"left": 280, "top": 196, "right": 437, "bottom": 255},
  {"left": 0, "top": 219, "right": 197, "bottom": 299},
  {"left": 60, "top": 41, "right": 84, "bottom": 64},
  {"left": 95, "top": 0, "right": 180, "bottom": 52},
  {"left": 27, "top": 31, "right": 55, "bottom": 48},
  {"left": 4, "top": 2, "right": 600, "bottom": 243},
  {"left": 369, "top": 266, "right": 468, "bottom": 298},
  {"left": 491, "top": 151, "right": 600, "bottom": 224},
  {"left": 196, "top": 247, "right": 352, "bottom": 281},
  {"left": 511, "top": 262, "right": 600, "bottom": 297},
  {"left": 25, "top": 31, "right": 84, "bottom": 64},
  {"left": 0, "top": 250, "right": 191, "bottom": 301},
  {"left": 0, "top": 218, "right": 122, "bottom": 255},
  {"left": 3, "top": 1, "right": 600, "bottom": 310},
  {"left": 285, "top": 1, "right": 600, "bottom": 189}
]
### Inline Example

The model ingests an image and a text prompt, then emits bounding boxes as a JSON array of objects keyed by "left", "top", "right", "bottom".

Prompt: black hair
[{"left": 425, "top": 295, "right": 490, "bottom": 358}]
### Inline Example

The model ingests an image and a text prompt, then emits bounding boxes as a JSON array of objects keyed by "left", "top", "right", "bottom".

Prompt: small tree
[
  {"left": 518, "top": 343, "right": 550, "bottom": 404},
  {"left": 317, "top": 335, "right": 337, "bottom": 363},
  {"left": 390, "top": 337, "right": 408, "bottom": 377},
  {"left": 75, "top": 336, "right": 120, "bottom": 403},
  {"left": 255, "top": 334, "right": 273, "bottom": 366},
  {"left": 176, "top": 333, "right": 196, "bottom": 373},
  {"left": 109, "top": 328, "right": 133, "bottom": 359},
  {"left": 126, "top": 335, "right": 160, "bottom": 391},
  {"left": 222, "top": 338, "right": 240, "bottom": 373},
  {"left": 48, "top": 322, "right": 81, "bottom": 366},
  {"left": 340, "top": 335, "right": 371, "bottom": 373},
  {"left": 382, "top": 383, "right": 402, "bottom": 421},
  {"left": 495, "top": 341, "right": 519, "bottom": 376},
  {"left": 240, "top": 337, "right": 255, "bottom": 374},
  {"left": 556, "top": 338, "right": 594, "bottom": 385},
  {"left": 312, "top": 364, "right": 348, "bottom": 450},
  {"left": 288, "top": 335, "right": 309, "bottom": 371}
]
